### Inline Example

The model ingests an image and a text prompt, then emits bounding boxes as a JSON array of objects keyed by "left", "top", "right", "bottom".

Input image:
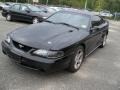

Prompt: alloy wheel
[
  {"left": 6, "top": 14, "right": 11, "bottom": 21},
  {"left": 33, "top": 18, "right": 39, "bottom": 24},
  {"left": 74, "top": 49, "right": 84, "bottom": 69},
  {"left": 103, "top": 35, "right": 107, "bottom": 46}
]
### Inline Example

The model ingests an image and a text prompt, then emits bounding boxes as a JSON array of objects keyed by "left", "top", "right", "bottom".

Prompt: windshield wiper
[
  {"left": 44, "top": 21, "right": 79, "bottom": 30},
  {"left": 56, "top": 22, "right": 79, "bottom": 30}
]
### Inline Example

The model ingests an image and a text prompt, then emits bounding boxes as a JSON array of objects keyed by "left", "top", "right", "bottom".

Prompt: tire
[
  {"left": 67, "top": 46, "right": 84, "bottom": 73},
  {"left": 6, "top": 14, "right": 12, "bottom": 21},
  {"left": 32, "top": 17, "right": 39, "bottom": 24},
  {"left": 99, "top": 34, "right": 107, "bottom": 48}
]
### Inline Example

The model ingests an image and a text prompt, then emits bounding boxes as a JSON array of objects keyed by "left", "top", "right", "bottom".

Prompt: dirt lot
[{"left": 0, "top": 13, "right": 120, "bottom": 90}]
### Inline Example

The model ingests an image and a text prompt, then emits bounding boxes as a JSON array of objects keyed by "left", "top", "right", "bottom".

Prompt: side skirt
[{"left": 85, "top": 45, "right": 101, "bottom": 58}]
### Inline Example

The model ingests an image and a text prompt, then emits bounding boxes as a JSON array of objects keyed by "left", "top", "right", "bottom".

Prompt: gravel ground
[{"left": 0, "top": 13, "right": 120, "bottom": 90}]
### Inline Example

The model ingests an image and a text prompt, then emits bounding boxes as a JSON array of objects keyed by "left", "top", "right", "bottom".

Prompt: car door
[
  {"left": 19, "top": 5, "right": 32, "bottom": 21},
  {"left": 86, "top": 16, "right": 103, "bottom": 55},
  {"left": 9, "top": 4, "right": 21, "bottom": 20}
]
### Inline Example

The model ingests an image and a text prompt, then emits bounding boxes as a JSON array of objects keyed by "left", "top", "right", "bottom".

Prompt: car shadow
[
  {"left": 10, "top": 20, "right": 31, "bottom": 25},
  {"left": 0, "top": 17, "right": 30, "bottom": 25}
]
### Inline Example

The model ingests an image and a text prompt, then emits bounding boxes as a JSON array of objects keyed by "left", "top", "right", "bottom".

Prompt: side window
[
  {"left": 11, "top": 4, "right": 20, "bottom": 11},
  {"left": 20, "top": 5, "right": 29, "bottom": 12},
  {"left": 91, "top": 16, "right": 101, "bottom": 27}
]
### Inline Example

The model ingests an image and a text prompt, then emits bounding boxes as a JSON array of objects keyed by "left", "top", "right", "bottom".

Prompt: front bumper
[
  {"left": 1, "top": 11, "right": 6, "bottom": 17},
  {"left": 1, "top": 41, "right": 71, "bottom": 72}
]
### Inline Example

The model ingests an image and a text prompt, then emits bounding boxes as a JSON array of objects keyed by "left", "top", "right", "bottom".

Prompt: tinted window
[
  {"left": 28, "top": 5, "right": 41, "bottom": 12},
  {"left": 11, "top": 4, "right": 20, "bottom": 10},
  {"left": 39, "top": 7, "right": 46, "bottom": 11},
  {"left": 92, "top": 16, "right": 103, "bottom": 27},
  {"left": 20, "top": 5, "right": 29, "bottom": 11}
]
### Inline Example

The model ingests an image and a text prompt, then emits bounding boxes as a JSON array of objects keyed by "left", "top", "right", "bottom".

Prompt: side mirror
[
  {"left": 25, "top": 10, "right": 30, "bottom": 13},
  {"left": 44, "top": 10, "right": 47, "bottom": 13},
  {"left": 90, "top": 26, "right": 99, "bottom": 34}
]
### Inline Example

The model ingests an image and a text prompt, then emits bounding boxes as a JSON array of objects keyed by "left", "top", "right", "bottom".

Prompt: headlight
[
  {"left": 5, "top": 35, "right": 11, "bottom": 43},
  {"left": 33, "top": 49, "right": 64, "bottom": 59}
]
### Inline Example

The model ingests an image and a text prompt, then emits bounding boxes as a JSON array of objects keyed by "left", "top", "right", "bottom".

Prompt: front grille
[{"left": 12, "top": 40, "right": 32, "bottom": 52}]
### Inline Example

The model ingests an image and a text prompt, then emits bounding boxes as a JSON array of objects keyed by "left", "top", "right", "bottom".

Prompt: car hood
[{"left": 11, "top": 22, "right": 89, "bottom": 50}]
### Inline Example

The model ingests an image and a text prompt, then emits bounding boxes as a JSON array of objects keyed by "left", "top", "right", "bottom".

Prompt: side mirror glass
[
  {"left": 44, "top": 10, "right": 47, "bottom": 13},
  {"left": 25, "top": 10, "right": 30, "bottom": 13},
  {"left": 90, "top": 26, "right": 99, "bottom": 34}
]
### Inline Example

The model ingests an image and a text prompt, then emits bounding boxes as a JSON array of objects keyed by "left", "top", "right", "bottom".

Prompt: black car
[
  {"left": 1, "top": 9, "right": 109, "bottom": 73},
  {"left": 2, "top": 4, "right": 48, "bottom": 24}
]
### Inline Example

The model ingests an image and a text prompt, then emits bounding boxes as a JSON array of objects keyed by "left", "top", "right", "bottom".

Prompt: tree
[{"left": 94, "top": 0, "right": 105, "bottom": 11}]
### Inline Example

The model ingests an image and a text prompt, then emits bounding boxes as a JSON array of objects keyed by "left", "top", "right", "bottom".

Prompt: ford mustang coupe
[{"left": 1, "top": 9, "right": 109, "bottom": 73}]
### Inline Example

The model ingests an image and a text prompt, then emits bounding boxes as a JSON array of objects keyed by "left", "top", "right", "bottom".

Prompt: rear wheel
[
  {"left": 6, "top": 14, "right": 12, "bottom": 21},
  {"left": 32, "top": 17, "right": 39, "bottom": 24},
  {"left": 67, "top": 46, "right": 84, "bottom": 73},
  {"left": 99, "top": 34, "right": 107, "bottom": 48}
]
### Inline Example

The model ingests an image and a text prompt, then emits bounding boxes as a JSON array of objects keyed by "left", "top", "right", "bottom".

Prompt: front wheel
[
  {"left": 99, "top": 34, "right": 107, "bottom": 48},
  {"left": 6, "top": 14, "right": 12, "bottom": 21},
  {"left": 32, "top": 17, "right": 39, "bottom": 24},
  {"left": 67, "top": 46, "right": 84, "bottom": 73}
]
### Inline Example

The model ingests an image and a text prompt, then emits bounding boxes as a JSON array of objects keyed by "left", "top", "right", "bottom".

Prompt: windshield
[
  {"left": 47, "top": 12, "right": 90, "bottom": 29},
  {"left": 28, "top": 5, "right": 41, "bottom": 12}
]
